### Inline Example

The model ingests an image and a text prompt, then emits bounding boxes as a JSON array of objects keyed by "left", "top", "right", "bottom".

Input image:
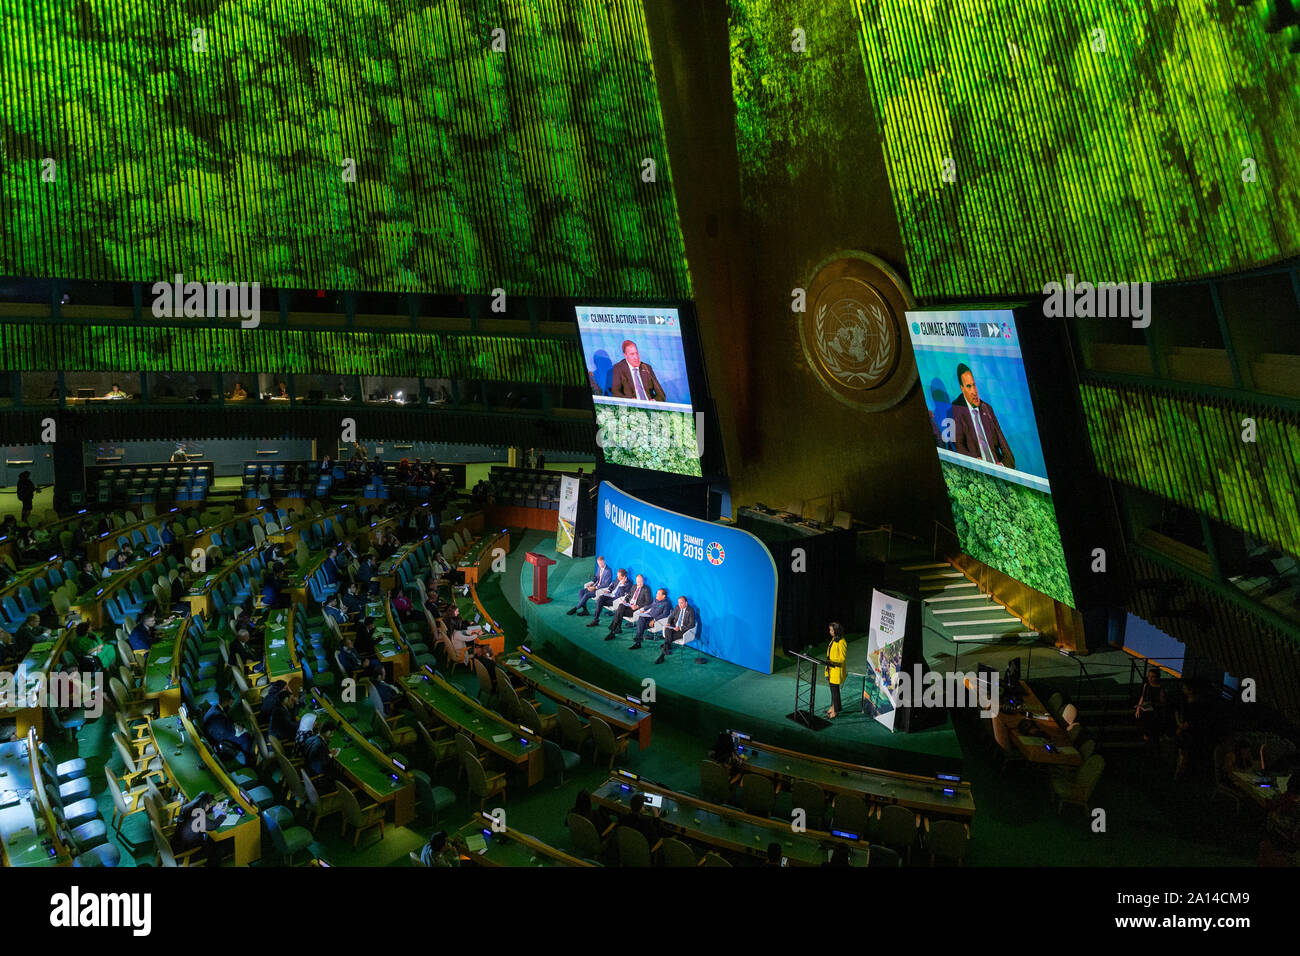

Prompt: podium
[
  {"left": 787, "top": 652, "right": 830, "bottom": 730},
  {"left": 524, "top": 552, "right": 557, "bottom": 605}
]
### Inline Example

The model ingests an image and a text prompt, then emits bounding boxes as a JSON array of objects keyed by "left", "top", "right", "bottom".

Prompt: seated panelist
[
  {"left": 588, "top": 568, "right": 631, "bottom": 626},
  {"left": 567, "top": 555, "right": 612, "bottom": 616},
  {"left": 605, "top": 573, "right": 652, "bottom": 638}
]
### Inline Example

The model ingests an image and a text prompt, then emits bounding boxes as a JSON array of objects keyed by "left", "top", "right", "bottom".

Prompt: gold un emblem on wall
[{"left": 798, "top": 251, "right": 917, "bottom": 412}]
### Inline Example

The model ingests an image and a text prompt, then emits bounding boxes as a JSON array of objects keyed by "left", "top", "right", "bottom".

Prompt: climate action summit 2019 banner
[{"left": 596, "top": 483, "right": 777, "bottom": 673}]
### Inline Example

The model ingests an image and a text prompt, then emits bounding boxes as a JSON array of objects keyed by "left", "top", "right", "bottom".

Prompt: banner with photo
[
  {"left": 596, "top": 482, "right": 777, "bottom": 673},
  {"left": 556, "top": 476, "right": 580, "bottom": 557},
  {"left": 863, "top": 589, "right": 909, "bottom": 731}
]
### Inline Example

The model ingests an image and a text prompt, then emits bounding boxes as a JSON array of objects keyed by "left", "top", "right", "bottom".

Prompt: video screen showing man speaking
[
  {"left": 905, "top": 310, "right": 1075, "bottom": 607},
  {"left": 576, "top": 305, "right": 702, "bottom": 477}
]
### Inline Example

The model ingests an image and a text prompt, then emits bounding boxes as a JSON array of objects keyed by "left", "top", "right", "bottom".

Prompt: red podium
[{"left": 525, "top": 552, "right": 557, "bottom": 605}]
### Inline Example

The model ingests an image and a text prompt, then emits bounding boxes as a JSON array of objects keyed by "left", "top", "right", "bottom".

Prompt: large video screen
[
  {"left": 906, "top": 310, "right": 1075, "bottom": 606},
  {"left": 576, "top": 305, "right": 703, "bottom": 477}
]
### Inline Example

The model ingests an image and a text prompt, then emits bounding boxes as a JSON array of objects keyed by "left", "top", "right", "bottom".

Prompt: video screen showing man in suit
[
  {"left": 609, "top": 340, "right": 666, "bottom": 402},
  {"left": 576, "top": 304, "right": 703, "bottom": 477},
  {"left": 951, "top": 362, "right": 1016, "bottom": 469}
]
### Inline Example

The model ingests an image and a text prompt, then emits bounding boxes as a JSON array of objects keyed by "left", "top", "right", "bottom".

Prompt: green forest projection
[
  {"left": 0, "top": 0, "right": 692, "bottom": 300},
  {"left": 941, "top": 460, "right": 1076, "bottom": 606},
  {"left": 853, "top": 0, "right": 1300, "bottom": 298},
  {"left": 1081, "top": 381, "right": 1300, "bottom": 560},
  {"left": 0, "top": 320, "right": 584, "bottom": 383}
]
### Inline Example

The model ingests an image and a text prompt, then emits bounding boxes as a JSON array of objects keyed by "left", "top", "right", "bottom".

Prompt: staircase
[{"left": 895, "top": 560, "right": 1039, "bottom": 642}]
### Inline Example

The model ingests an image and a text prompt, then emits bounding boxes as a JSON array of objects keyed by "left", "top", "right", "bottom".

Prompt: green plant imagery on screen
[
  {"left": 594, "top": 405, "right": 702, "bottom": 477},
  {"left": 0, "top": 0, "right": 692, "bottom": 300},
  {"left": 852, "top": 0, "right": 1300, "bottom": 299},
  {"left": 941, "top": 461, "right": 1075, "bottom": 606}
]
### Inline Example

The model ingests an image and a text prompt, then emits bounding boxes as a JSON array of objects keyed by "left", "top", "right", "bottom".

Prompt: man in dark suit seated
[
  {"left": 567, "top": 555, "right": 612, "bottom": 617},
  {"left": 950, "top": 363, "right": 1016, "bottom": 469},
  {"left": 171, "top": 791, "right": 226, "bottom": 867},
  {"left": 127, "top": 612, "right": 157, "bottom": 652},
  {"left": 76, "top": 559, "right": 100, "bottom": 594},
  {"left": 588, "top": 568, "right": 631, "bottom": 627},
  {"left": 605, "top": 573, "right": 651, "bottom": 639},
  {"left": 625, "top": 793, "right": 661, "bottom": 846},
  {"left": 629, "top": 589, "right": 671, "bottom": 650},
  {"left": 656, "top": 596, "right": 695, "bottom": 665},
  {"left": 608, "top": 340, "right": 666, "bottom": 402},
  {"left": 203, "top": 691, "right": 255, "bottom": 763}
]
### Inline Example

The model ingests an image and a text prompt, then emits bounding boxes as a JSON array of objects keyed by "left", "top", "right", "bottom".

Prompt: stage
[{"left": 509, "top": 534, "right": 965, "bottom": 776}]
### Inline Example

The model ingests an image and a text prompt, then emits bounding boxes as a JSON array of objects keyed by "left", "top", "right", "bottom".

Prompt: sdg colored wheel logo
[{"left": 706, "top": 542, "right": 725, "bottom": 566}]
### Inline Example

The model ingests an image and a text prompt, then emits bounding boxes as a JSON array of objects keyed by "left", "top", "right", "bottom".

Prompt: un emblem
[{"left": 798, "top": 252, "right": 917, "bottom": 411}]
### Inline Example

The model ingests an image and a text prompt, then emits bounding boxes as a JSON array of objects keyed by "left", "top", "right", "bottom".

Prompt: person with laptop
[
  {"left": 171, "top": 791, "right": 226, "bottom": 867},
  {"left": 420, "top": 830, "right": 462, "bottom": 867}
]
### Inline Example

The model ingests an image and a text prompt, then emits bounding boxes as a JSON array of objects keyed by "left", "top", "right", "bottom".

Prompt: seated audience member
[
  {"left": 367, "top": 661, "right": 403, "bottom": 714},
  {"left": 104, "top": 549, "right": 131, "bottom": 574},
  {"left": 625, "top": 793, "right": 661, "bottom": 844},
  {"left": 171, "top": 792, "right": 226, "bottom": 867},
  {"left": 299, "top": 719, "right": 339, "bottom": 777},
  {"left": 230, "top": 629, "right": 264, "bottom": 673},
  {"left": 605, "top": 573, "right": 651, "bottom": 638},
  {"left": 823, "top": 844, "right": 851, "bottom": 867},
  {"left": 260, "top": 569, "right": 288, "bottom": 609},
  {"left": 567, "top": 555, "right": 612, "bottom": 616},
  {"left": 765, "top": 843, "right": 785, "bottom": 867},
  {"left": 71, "top": 621, "right": 116, "bottom": 671},
  {"left": 323, "top": 593, "right": 349, "bottom": 626},
  {"left": 707, "top": 730, "right": 744, "bottom": 774},
  {"left": 341, "top": 580, "right": 366, "bottom": 618},
  {"left": 420, "top": 830, "right": 462, "bottom": 867},
  {"left": 127, "top": 613, "right": 157, "bottom": 652},
  {"left": 203, "top": 690, "right": 256, "bottom": 763},
  {"left": 353, "top": 615, "right": 379, "bottom": 658},
  {"left": 337, "top": 635, "right": 377, "bottom": 675},
  {"left": 322, "top": 546, "right": 343, "bottom": 585},
  {"left": 567, "top": 789, "right": 612, "bottom": 834},
  {"left": 471, "top": 641, "right": 499, "bottom": 691},
  {"left": 267, "top": 686, "right": 301, "bottom": 742},
  {"left": 355, "top": 553, "right": 379, "bottom": 595},
  {"left": 77, "top": 558, "right": 100, "bottom": 593},
  {"left": 588, "top": 568, "right": 631, "bottom": 627},
  {"left": 629, "top": 589, "right": 672, "bottom": 650},
  {"left": 655, "top": 595, "right": 695, "bottom": 665}
]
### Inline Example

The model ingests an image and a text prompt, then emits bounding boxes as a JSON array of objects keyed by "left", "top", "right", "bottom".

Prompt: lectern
[{"left": 525, "top": 551, "right": 557, "bottom": 605}]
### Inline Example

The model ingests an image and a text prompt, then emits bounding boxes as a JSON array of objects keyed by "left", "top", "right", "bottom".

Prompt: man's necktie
[{"left": 632, "top": 367, "right": 647, "bottom": 400}]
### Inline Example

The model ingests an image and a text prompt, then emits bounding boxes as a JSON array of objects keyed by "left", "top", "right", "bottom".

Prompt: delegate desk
[
  {"left": 443, "top": 580, "right": 505, "bottom": 659},
  {"left": 1232, "top": 771, "right": 1292, "bottom": 809},
  {"left": 503, "top": 647, "right": 651, "bottom": 750},
  {"left": 454, "top": 811, "right": 593, "bottom": 867},
  {"left": 75, "top": 553, "right": 160, "bottom": 628},
  {"left": 457, "top": 529, "right": 509, "bottom": 587},
  {"left": 730, "top": 733, "right": 975, "bottom": 821},
  {"left": 400, "top": 669, "right": 544, "bottom": 787},
  {"left": 309, "top": 690, "right": 415, "bottom": 826},
  {"left": 141, "top": 617, "right": 189, "bottom": 717},
  {"left": 371, "top": 599, "right": 411, "bottom": 681},
  {"left": 185, "top": 549, "right": 257, "bottom": 619},
  {"left": 999, "top": 682, "right": 1082, "bottom": 768},
  {"left": 1, "top": 630, "right": 71, "bottom": 739},
  {"left": 148, "top": 713, "right": 262, "bottom": 865},
  {"left": 377, "top": 537, "right": 429, "bottom": 593},
  {"left": 591, "top": 775, "right": 867, "bottom": 867},
  {"left": 262, "top": 607, "right": 301, "bottom": 690},
  {"left": 0, "top": 732, "right": 72, "bottom": 867}
]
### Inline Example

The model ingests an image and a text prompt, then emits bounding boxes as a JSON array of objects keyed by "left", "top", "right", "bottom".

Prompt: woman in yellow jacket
[{"left": 825, "top": 622, "right": 847, "bottom": 719}]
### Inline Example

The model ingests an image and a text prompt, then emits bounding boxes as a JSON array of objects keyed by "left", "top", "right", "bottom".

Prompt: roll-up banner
[
  {"left": 864, "top": 588, "right": 910, "bottom": 731},
  {"left": 556, "top": 476, "right": 581, "bottom": 557}
]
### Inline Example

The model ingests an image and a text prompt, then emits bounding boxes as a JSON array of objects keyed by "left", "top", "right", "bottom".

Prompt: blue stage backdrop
[{"left": 596, "top": 483, "right": 777, "bottom": 674}]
